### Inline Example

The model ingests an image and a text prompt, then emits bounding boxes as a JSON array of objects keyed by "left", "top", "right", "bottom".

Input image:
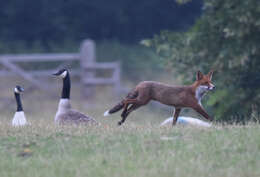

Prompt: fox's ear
[
  {"left": 196, "top": 70, "right": 203, "bottom": 80},
  {"left": 207, "top": 70, "right": 214, "bottom": 80}
]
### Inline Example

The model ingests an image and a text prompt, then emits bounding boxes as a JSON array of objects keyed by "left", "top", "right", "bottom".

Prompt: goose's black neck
[
  {"left": 14, "top": 93, "right": 23, "bottom": 112},
  {"left": 61, "top": 72, "right": 70, "bottom": 99}
]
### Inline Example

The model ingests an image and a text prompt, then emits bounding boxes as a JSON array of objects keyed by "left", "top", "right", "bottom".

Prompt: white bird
[
  {"left": 12, "top": 85, "right": 28, "bottom": 127},
  {"left": 160, "top": 116, "right": 212, "bottom": 127}
]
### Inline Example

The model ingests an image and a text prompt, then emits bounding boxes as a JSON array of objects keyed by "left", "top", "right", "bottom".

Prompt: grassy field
[
  {"left": 0, "top": 78, "right": 259, "bottom": 177},
  {"left": 0, "top": 105, "right": 260, "bottom": 177}
]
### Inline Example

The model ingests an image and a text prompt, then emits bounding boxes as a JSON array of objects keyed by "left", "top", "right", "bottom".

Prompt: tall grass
[
  {"left": 0, "top": 118, "right": 259, "bottom": 177},
  {"left": 0, "top": 84, "right": 259, "bottom": 177}
]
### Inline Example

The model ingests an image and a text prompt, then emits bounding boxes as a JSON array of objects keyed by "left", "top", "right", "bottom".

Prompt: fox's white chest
[
  {"left": 195, "top": 86, "right": 209, "bottom": 106},
  {"left": 12, "top": 111, "right": 27, "bottom": 127}
]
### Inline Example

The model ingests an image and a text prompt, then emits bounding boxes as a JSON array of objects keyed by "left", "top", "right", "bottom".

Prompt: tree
[
  {"left": 144, "top": 0, "right": 260, "bottom": 121},
  {"left": 0, "top": 0, "right": 202, "bottom": 48}
]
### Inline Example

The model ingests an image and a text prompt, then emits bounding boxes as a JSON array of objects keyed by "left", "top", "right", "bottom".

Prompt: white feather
[
  {"left": 60, "top": 71, "right": 68, "bottom": 78},
  {"left": 14, "top": 87, "right": 19, "bottom": 93},
  {"left": 55, "top": 99, "right": 71, "bottom": 122},
  {"left": 103, "top": 110, "right": 110, "bottom": 117},
  {"left": 12, "top": 111, "right": 27, "bottom": 127},
  {"left": 160, "top": 116, "right": 212, "bottom": 127}
]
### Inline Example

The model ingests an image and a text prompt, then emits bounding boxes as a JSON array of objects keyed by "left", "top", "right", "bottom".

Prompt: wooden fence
[{"left": 0, "top": 39, "right": 121, "bottom": 99}]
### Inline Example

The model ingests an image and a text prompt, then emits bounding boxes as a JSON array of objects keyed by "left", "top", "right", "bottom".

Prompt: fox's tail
[{"left": 104, "top": 90, "right": 138, "bottom": 117}]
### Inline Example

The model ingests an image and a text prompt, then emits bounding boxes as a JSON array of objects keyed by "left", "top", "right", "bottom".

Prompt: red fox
[{"left": 104, "top": 71, "right": 215, "bottom": 126}]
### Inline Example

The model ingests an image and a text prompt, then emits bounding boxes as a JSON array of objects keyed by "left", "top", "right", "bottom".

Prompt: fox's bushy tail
[{"left": 104, "top": 90, "right": 138, "bottom": 116}]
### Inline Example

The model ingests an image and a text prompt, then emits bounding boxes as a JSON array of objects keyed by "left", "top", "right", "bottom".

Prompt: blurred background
[{"left": 0, "top": 0, "right": 259, "bottom": 123}]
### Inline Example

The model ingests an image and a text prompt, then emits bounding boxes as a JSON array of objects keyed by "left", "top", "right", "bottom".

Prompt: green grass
[
  {"left": 0, "top": 79, "right": 259, "bottom": 177},
  {"left": 0, "top": 117, "right": 259, "bottom": 177}
]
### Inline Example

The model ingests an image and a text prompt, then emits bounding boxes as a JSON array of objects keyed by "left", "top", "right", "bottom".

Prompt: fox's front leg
[
  {"left": 172, "top": 108, "right": 181, "bottom": 126},
  {"left": 192, "top": 104, "right": 213, "bottom": 121}
]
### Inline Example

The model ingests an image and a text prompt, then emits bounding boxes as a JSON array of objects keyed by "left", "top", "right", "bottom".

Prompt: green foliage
[
  {"left": 96, "top": 40, "right": 164, "bottom": 81},
  {"left": 0, "top": 0, "right": 202, "bottom": 80},
  {"left": 147, "top": 0, "right": 260, "bottom": 121},
  {"left": 176, "top": 0, "right": 193, "bottom": 4},
  {"left": 0, "top": 0, "right": 202, "bottom": 46}
]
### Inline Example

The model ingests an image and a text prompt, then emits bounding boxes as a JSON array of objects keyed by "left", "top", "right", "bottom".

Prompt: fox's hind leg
[
  {"left": 118, "top": 90, "right": 150, "bottom": 125},
  {"left": 124, "top": 104, "right": 142, "bottom": 118},
  {"left": 118, "top": 103, "right": 142, "bottom": 125},
  {"left": 120, "top": 98, "right": 139, "bottom": 118},
  {"left": 105, "top": 90, "right": 138, "bottom": 116},
  {"left": 118, "top": 103, "right": 130, "bottom": 125},
  {"left": 118, "top": 97, "right": 150, "bottom": 126}
]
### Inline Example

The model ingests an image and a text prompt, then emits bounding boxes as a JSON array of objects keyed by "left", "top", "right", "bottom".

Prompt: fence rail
[
  {"left": 0, "top": 53, "right": 80, "bottom": 62},
  {"left": 0, "top": 39, "right": 122, "bottom": 99}
]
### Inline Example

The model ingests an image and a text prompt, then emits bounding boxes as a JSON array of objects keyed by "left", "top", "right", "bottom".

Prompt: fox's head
[{"left": 194, "top": 70, "right": 215, "bottom": 98}]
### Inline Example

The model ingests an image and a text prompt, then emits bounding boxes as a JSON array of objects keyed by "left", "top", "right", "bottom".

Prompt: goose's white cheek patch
[
  {"left": 60, "top": 71, "right": 68, "bottom": 78},
  {"left": 14, "top": 88, "right": 19, "bottom": 93}
]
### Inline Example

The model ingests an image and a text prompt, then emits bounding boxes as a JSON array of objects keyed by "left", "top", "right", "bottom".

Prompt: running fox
[{"left": 104, "top": 70, "right": 215, "bottom": 126}]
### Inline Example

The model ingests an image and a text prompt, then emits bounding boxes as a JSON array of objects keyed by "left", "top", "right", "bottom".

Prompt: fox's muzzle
[{"left": 208, "top": 84, "right": 215, "bottom": 91}]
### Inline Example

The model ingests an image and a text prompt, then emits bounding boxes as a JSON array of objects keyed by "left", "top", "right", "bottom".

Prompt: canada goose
[
  {"left": 53, "top": 68, "right": 97, "bottom": 125},
  {"left": 12, "top": 85, "right": 28, "bottom": 127}
]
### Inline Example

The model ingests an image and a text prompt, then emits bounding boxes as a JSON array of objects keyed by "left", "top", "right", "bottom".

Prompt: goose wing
[{"left": 59, "top": 109, "right": 98, "bottom": 125}]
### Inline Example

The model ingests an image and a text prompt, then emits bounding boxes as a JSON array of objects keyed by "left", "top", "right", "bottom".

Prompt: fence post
[
  {"left": 80, "top": 39, "right": 96, "bottom": 101},
  {"left": 113, "top": 61, "right": 121, "bottom": 95}
]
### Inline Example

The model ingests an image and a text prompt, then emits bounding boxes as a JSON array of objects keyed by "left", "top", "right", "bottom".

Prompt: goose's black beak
[{"left": 52, "top": 71, "right": 60, "bottom": 76}]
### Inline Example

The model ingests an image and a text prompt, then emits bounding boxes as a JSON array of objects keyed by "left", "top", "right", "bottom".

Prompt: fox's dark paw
[{"left": 117, "top": 121, "right": 122, "bottom": 126}]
